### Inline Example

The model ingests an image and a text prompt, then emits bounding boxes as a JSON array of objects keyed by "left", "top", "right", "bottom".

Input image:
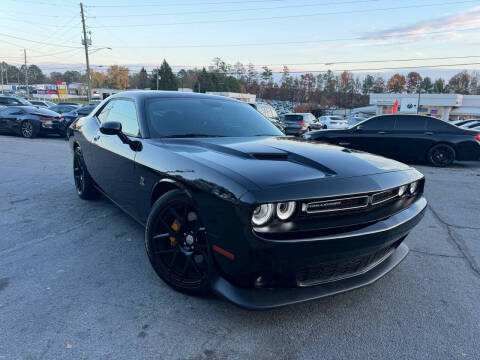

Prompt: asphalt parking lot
[{"left": 0, "top": 135, "right": 479, "bottom": 360}]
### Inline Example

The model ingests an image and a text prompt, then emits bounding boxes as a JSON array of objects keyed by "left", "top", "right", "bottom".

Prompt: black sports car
[
  {"left": 69, "top": 91, "right": 426, "bottom": 309},
  {"left": 0, "top": 105, "right": 63, "bottom": 138},
  {"left": 304, "top": 114, "right": 480, "bottom": 167}
]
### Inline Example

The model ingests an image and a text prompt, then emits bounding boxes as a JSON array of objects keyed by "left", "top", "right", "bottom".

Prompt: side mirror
[
  {"left": 100, "top": 121, "right": 122, "bottom": 135},
  {"left": 99, "top": 121, "right": 142, "bottom": 151},
  {"left": 356, "top": 125, "right": 363, "bottom": 131}
]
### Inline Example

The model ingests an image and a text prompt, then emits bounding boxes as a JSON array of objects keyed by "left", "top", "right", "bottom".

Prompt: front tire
[
  {"left": 73, "top": 147, "right": 99, "bottom": 199},
  {"left": 145, "top": 190, "right": 211, "bottom": 296},
  {"left": 427, "top": 144, "right": 455, "bottom": 167},
  {"left": 21, "top": 120, "right": 39, "bottom": 138}
]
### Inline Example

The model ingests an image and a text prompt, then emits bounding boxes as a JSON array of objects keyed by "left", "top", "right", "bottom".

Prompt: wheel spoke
[
  {"left": 181, "top": 256, "right": 191, "bottom": 276},
  {"left": 168, "top": 250, "right": 178, "bottom": 269},
  {"left": 154, "top": 248, "right": 177, "bottom": 255},
  {"left": 168, "top": 206, "right": 186, "bottom": 227},
  {"left": 153, "top": 233, "right": 170, "bottom": 240}
]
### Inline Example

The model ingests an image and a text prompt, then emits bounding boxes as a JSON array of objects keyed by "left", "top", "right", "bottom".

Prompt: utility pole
[
  {"left": 24, "top": 49, "right": 28, "bottom": 99},
  {"left": 156, "top": 67, "right": 159, "bottom": 90},
  {"left": 80, "top": 2, "right": 91, "bottom": 103},
  {"left": 1, "top": 62, "right": 4, "bottom": 95}
]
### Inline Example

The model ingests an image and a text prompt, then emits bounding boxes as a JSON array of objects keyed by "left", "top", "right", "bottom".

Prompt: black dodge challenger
[{"left": 69, "top": 91, "right": 426, "bottom": 309}]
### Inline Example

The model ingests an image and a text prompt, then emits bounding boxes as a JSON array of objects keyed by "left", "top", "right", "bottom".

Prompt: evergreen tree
[{"left": 151, "top": 59, "right": 178, "bottom": 90}]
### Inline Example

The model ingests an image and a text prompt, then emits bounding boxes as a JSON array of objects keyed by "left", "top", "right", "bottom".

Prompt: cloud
[{"left": 364, "top": 6, "right": 480, "bottom": 40}]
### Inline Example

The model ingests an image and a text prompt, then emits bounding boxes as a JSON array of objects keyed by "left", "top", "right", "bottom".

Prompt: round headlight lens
[
  {"left": 398, "top": 185, "right": 407, "bottom": 197},
  {"left": 252, "top": 203, "right": 274, "bottom": 226},
  {"left": 409, "top": 182, "right": 418, "bottom": 194},
  {"left": 276, "top": 201, "right": 296, "bottom": 221}
]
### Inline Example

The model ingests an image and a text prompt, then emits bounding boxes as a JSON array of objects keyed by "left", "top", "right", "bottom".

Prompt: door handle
[
  {"left": 377, "top": 131, "right": 386, "bottom": 134},
  {"left": 424, "top": 132, "right": 433, "bottom": 136},
  {"left": 93, "top": 134, "right": 100, "bottom": 141}
]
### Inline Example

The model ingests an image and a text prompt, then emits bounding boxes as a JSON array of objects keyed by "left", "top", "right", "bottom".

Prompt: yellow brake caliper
[{"left": 169, "top": 219, "right": 181, "bottom": 247}]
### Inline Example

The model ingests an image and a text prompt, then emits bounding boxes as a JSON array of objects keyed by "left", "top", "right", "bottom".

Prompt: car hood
[{"left": 148, "top": 136, "right": 411, "bottom": 189}]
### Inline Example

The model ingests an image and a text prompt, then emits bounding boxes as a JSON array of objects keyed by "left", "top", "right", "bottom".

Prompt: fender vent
[{"left": 250, "top": 153, "right": 289, "bottom": 161}]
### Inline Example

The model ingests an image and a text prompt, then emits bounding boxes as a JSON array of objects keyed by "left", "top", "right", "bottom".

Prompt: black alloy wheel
[
  {"left": 427, "top": 144, "right": 455, "bottom": 167},
  {"left": 21, "top": 121, "right": 38, "bottom": 138},
  {"left": 146, "top": 190, "right": 210, "bottom": 295},
  {"left": 73, "top": 147, "right": 99, "bottom": 199}
]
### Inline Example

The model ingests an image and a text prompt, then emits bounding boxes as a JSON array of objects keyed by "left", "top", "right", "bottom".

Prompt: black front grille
[
  {"left": 296, "top": 246, "right": 395, "bottom": 286},
  {"left": 303, "top": 195, "right": 369, "bottom": 214}
]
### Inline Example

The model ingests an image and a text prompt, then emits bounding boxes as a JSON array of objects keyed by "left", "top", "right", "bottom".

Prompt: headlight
[
  {"left": 409, "top": 182, "right": 418, "bottom": 194},
  {"left": 252, "top": 203, "right": 274, "bottom": 226},
  {"left": 398, "top": 185, "right": 407, "bottom": 197},
  {"left": 276, "top": 201, "right": 296, "bottom": 220}
]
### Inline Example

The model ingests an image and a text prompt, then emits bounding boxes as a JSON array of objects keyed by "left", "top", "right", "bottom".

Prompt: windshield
[
  {"left": 145, "top": 98, "right": 284, "bottom": 138},
  {"left": 17, "top": 97, "right": 32, "bottom": 105},
  {"left": 284, "top": 114, "right": 303, "bottom": 122}
]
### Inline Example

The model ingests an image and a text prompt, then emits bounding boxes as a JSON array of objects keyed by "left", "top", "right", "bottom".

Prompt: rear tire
[
  {"left": 145, "top": 190, "right": 211, "bottom": 296},
  {"left": 427, "top": 144, "right": 455, "bottom": 167},
  {"left": 73, "top": 147, "right": 99, "bottom": 199},
  {"left": 21, "top": 120, "right": 39, "bottom": 138}
]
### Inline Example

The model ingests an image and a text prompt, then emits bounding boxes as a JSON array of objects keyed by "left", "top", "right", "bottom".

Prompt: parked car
[
  {"left": 304, "top": 114, "right": 480, "bottom": 167},
  {"left": 29, "top": 100, "right": 56, "bottom": 108},
  {"left": 451, "top": 119, "right": 474, "bottom": 127},
  {"left": 318, "top": 115, "right": 350, "bottom": 129},
  {"left": 69, "top": 91, "right": 426, "bottom": 309},
  {"left": 0, "top": 96, "right": 32, "bottom": 107},
  {"left": 460, "top": 120, "right": 480, "bottom": 129},
  {"left": 249, "top": 103, "right": 284, "bottom": 132},
  {"left": 50, "top": 104, "right": 79, "bottom": 115},
  {"left": 61, "top": 105, "right": 96, "bottom": 135},
  {"left": 58, "top": 102, "right": 82, "bottom": 107},
  {"left": 0, "top": 106, "right": 63, "bottom": 138},
  {"left": 283, "top": 113, "right": 321, "bottom": 135}
]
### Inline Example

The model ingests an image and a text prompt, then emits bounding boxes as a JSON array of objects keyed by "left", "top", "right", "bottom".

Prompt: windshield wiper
[{"left": 161, "top": 134, "right": 226, "bottom": 138}]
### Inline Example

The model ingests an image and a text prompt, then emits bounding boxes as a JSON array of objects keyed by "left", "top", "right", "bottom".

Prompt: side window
[
  {"left": 0, "top": 98, "right": 6, "bottom": 104},
  {"left": 427, "top": 118, "right": 454, "bottom": 132},
  {"left": 97, "top": 101, "right": 114, "bottom": 123},
  {"left": 395, "top": 116, "right": 426, "bottom": 131},
  {"left": 103, "top": 99, "right": 140, "bottom": 136},
  {"left": 7, "top": 98, "right": 20, "bottom": 105},
  {"left": 361, "top": 116, "right": 395, "bottom": 131}
]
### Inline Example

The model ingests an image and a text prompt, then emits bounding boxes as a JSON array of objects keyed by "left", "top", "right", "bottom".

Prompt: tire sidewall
[
  {"left": 428, "top": 144, "right": 455, "bottom": 167},
  {"left": 145, "top": 189, "right": 211, "bottom": 295}
]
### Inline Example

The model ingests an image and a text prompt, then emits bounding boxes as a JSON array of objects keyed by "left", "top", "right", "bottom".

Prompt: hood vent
[{"left": 250, "top": 153, "right": 289, "bottom": 161}]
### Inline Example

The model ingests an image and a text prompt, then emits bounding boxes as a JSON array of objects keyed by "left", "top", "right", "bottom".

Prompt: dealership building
[{"left": 370, "top": 93, "right": 480, "bottom": 121}]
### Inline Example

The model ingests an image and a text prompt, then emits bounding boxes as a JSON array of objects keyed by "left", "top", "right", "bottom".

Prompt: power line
[
  {"left": 89, "top": 0, "right": 479, "bottom": 28},
  {"left": 87, "top": 0, "right": 383, "bottom": 18},
  {"left": 0, "top": 32, "right": 81, "bottom": 48},
  {"left": 85, "top": 0, "right": 342, "bottom": 8},
  {"left": 98, "top": 26, "right": 480, "bottom": 49}
]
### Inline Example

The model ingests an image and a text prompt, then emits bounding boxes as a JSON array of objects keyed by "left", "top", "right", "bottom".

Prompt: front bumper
[
  {"left": 212, "top": 242, "right": 409, "bottom": 310},
  {"left": 210, "top": 196, "right": 426, "bottom": 310}
]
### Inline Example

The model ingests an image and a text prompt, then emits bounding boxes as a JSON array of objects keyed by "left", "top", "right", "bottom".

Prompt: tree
[
  {"left": 362, "top": 75, "right": 374, "bottom": 94},
  {"left": 406, "top": 72, "right": 422, "bottom": 93},
  {"left": 107, "top": 65, "right": 129, "bottom": 89},
  {"left": 48, "top": 71, "right": 63, "bottom": 83},
  {"left": 448, "top": 71, "right": 470, "bottom": 94},
  {"left": 27, "top": 65, "right": 45, "bottom": 84},
  {"left": 137, "top": 67, "right": 148, "bottom": 89},
  {"left": 433, "top": 78, "right": 446, "bottom": 93},
  {"left": 233, "top": 62, "right": 245, "bottom": 79},
  {"left": 420, "top": 77, "right": 433, "bottom": 93},
  {"left": 246, "top": 63, "right": 257, "bottom": 84},
  {"left": 281, "top": 65, "right": 293, "bottom": 89},
  {"left": 469, "top": 72, "right": 480, "bottom": 95},
  {"left": 323, "top": 70, "right": 337, "bottom": 97},
  {"left": 373, "top": 76, "right": 386, "bottom": 93},
  {"left": 151, "top": 59, "right": 178, "bottom": 90},
  {"left": 387, "top": 74, "right": 406, "bottom": 93},
  {"left": 90, "top": 71, "right": 107, "bottom": 88},
  {"left": 62, "top": 70, "right": 84, "bottom": 84},
  {"left": 261, "top": 66, "right": 273, "bottom": 83}
]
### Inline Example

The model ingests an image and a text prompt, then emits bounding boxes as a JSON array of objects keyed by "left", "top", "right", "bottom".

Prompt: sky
[{"left": 2, "top": 0, "right": 480, "bottom": 79}]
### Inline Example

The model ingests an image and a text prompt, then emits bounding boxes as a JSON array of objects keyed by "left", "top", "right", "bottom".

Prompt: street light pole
[
  {"left": 80, "top": 3, "right": 92, "bottom": 103},
  {"left": 24, "top": 49, "right": 28, "bottom": 99}
]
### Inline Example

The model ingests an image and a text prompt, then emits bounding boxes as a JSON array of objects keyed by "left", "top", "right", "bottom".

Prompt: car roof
[{"left": 109, "top": 90, "right": 239, "bottom": 103}]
